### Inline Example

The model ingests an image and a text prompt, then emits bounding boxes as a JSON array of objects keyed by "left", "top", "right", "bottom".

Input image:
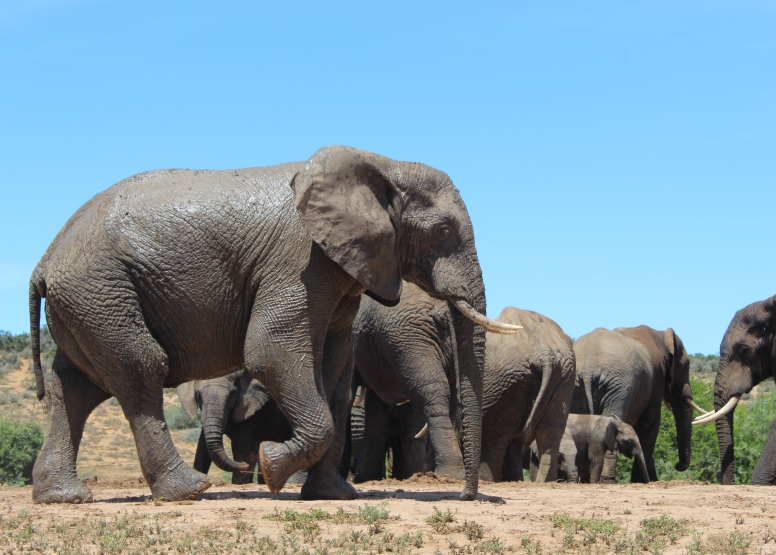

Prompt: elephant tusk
[
  {"left": 353, "top": 386, "right": 366, "bottom": 408},
  {"left": 686, "top": 398, "right": 711, "bottom": 415},
  {"left": 662, "top": 398, "right": 672, "bottom": 413},
  {"left": 692, "top": 396, "right": 740, "bottom": 425},
  {"left": 415, "top": 423, "right": 429, "bottom": 439},
  {"left": 395, "top": 399, "right": 410, "bottom": 406},
  {"left": 452, "top": 299, "right": 522, "bottom": 334}
]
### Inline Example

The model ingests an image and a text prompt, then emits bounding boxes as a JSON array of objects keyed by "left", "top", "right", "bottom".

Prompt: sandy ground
[{"left": 3, "top": 478, "right": 776, "bottom": 554}]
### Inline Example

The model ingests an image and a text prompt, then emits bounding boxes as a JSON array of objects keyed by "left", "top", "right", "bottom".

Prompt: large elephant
[
  {"left": 353, "top": 291, "right": 573, "bottom": 484},
  {"left": 28, "top": 145, "right": 518, "bottom": 503},
  {"left": 479, "top": 308, "right": 576, "bottom": 482},
  {"left": 564, "top": 414, "right": 648, "bottom": 484},
  {"left": 571, "top": 326, "right": 700, "bottom": 482},
  {"left": 693, "top": 295, "right": 776, "bottom": 484},
  {"left": 175, "top": 370, "right": 291, "bottom": 484}
]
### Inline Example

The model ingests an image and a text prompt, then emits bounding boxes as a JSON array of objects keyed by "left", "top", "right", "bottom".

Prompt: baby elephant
[{"left": 566, "top": 414, "right": 648, "bottom": 484}]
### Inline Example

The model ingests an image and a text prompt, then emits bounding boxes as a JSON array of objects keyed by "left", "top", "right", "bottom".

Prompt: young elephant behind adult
[
  {"left": 693, "top": 295, "right": 776, "bottom": 484},
  {"left": 175, "top": 370, "right": 291, "bottom": 484},
  {"left": 352, "top": 282, "right": 517, "bottom": 484},
  {"left": 565, "top": 414, "right": 648, "bottom": 484},
  {"left": 480, "top": 308, "right": 576, "bottom": 482},
  {"left": 520, "top": 431, "right": 578, "bottom": 482},
  {"left": 571, "top": 326, "right": 702, "bottom": 483}
]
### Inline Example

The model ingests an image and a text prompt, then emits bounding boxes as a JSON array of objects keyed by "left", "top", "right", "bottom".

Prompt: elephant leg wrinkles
[{"left": 32, "top": 353, "right": 111, "bottom": 504}]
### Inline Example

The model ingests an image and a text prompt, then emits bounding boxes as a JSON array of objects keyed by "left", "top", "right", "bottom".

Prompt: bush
[
  {"left": 617, "top": 375, "right": 776, "bottom": 484},
  {"left": 689, "top": 353, "right": 719, "bottom": 374},
  {"left": 164, "top": 404, "right": 200, "bottom": 430},
  {"left": 0, "top": 417, "right": 44, "bottom": 486}
]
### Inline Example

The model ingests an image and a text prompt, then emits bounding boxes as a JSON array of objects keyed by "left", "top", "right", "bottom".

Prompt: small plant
[
  {"left": 521, "top": 534, "right": 541, "bottom": 555},
  {"left": 427, "top": 506, "right": 456, "bottom": 533},
  {"left": 462, "top": 520, "right": 485, "bottom": 541}
]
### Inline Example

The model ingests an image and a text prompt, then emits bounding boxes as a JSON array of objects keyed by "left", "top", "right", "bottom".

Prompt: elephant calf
[{"left": 565, "top": 414, "right": 648, "bottom": 484}]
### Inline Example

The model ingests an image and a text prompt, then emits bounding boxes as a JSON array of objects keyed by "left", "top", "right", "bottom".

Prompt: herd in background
[
  {"left": 24, "top": 146, "right": 776, "bottom": 505},
  {"left": 181, "top": 291, "right": 776, "bottom": 490}
]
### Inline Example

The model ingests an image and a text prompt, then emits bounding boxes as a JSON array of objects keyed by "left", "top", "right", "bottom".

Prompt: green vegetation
[
  {"left": 0, "top": 328, "right": 56, "bottom": 378},
  {"left": 617, "top": 370, "right": 776, "bottom": 484},
  {"left": 689, "top": 353, "right": 720, "bottom": 374},
  {"left": 0, "top": 417, "right": 44, "bottom": 485},
  {"left": 164, "top": 404, "right": 200, "bottom": 430},
  {"left": 551, "top": 513, "right": 690, "bottom": 553}
]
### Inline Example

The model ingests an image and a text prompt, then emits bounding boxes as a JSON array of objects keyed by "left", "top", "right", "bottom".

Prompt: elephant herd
[{"left": 25, "top": 146, "right": 776, "bottom": 505}]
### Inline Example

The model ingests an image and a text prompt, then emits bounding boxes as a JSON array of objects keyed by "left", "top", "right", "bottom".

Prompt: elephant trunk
[
  {"left": 634, "top": 448, "right": 650, "bottom": 484},
  {"left": 716, "top": 406, "right": 736, "bottom": 484},
  {"left": 672, "top": 398, "right": 693, "bottom": 472},
  {"left": 450, "top": 290, "right": 486, "bottom": 501},
  {"left": 200, "top": 391, "right": 250, "bottom": 473}
]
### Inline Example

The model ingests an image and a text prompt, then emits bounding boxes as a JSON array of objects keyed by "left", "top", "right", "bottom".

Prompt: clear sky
[{"left": 1, "top": 1, "right": 774, "bottom": 355}]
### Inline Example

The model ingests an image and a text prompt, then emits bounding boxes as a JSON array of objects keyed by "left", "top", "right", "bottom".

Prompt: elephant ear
[
  {"left": 175, "top": 381, "right": 199, "bottom": 422},
  {"left": 291, "top": 145, "right": 403, "bottom": 302},
  {"left": 604, "top": 419, "right": 619, "bottom": 453},
  {"left": 232, "top": 372, "right": 272, "bottom": 423}
]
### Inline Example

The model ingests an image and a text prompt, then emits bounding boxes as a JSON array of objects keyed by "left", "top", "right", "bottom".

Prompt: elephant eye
[{"left": 434, "top": 225, "right": 452, "bottom": 242}]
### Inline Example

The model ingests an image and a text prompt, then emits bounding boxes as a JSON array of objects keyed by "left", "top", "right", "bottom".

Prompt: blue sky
[{"left": 1, "top": 1, "right": 774, "bottom": 354}]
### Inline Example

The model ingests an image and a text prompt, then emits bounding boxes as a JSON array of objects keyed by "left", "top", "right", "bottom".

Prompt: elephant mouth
[{"left": 451, "top": 299, "right": 522, "bottom": 335}]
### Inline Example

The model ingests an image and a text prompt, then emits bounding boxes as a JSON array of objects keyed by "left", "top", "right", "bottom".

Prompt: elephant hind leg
[
  {"left": 33, "top": 351, "right": 111, "bottom": 504},
  {"left": 98, "top": 322, "right": 209, "bottom": 501}
]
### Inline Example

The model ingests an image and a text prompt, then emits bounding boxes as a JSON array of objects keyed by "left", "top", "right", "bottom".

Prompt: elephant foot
[
  {"left": 259, "top": 441, "right": 298, "bottom": 494},
  {"left": 148, "top": 463, "right": 211, "bottom": 501},
  {"left": 33, "top": 474, "right": 94, "bottom": 504},
  {"left": 459, "top": 484, "right": 478, "bottom": 501},
  {"left": 301, "top": 473, "right": 358, "bottom": 500}
]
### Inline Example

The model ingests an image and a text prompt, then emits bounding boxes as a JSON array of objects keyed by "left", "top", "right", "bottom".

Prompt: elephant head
[
  {"left": 606, "top": 417, "right": 648, "bottom": 483},
  {"left": 693, "top": 295, "right": 776, "bottom": 484},
  {"left": 176, "top": 369, "right": 271, "bottom": 473},
  {"left": 292, "top": 146, "right": 520, "bottom": 499}
]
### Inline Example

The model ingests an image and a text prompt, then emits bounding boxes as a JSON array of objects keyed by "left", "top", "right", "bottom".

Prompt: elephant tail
[
  {"left": 582, "top": 371, "right": 595, "bottom": 415},
  {"left": 29, "top": 278, "right": 46, "bottom": 401},
  {"left": 520, "top": 357, "right": 555, "bottom": 445}
]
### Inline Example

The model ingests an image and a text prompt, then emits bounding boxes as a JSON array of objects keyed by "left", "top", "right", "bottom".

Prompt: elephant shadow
[
  {"left": 97, "top": 490, "right": 303, "bottom": 503},
  {"left": 356, "top": 489, "right": 505, "bottom": 504}
]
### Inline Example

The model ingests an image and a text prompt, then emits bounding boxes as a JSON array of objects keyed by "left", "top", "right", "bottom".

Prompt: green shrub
[
  {"left": 0, "top": 417, "right": 44, "bottom": 486},
  {"left": 164, "top": 404, "right": 200, "bottom": 430}
]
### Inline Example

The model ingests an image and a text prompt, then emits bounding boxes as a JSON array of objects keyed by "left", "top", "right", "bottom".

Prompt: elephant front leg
[
  {"left": 301, "top": 326, "right": 358, "bottom": 500},
  {"left": 33, "top": 353, "right": 110, "bottom": 504},
  {"left": 354, "top": 389, "right": 392, "bottom": 482},
  {"left": 632, "top": 422, "right": 658, "bottom": 483}
]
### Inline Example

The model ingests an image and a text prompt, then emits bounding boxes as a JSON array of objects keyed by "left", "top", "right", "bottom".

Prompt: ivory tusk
[
  {"left": 353, "top": 386, "right": 366, "bottom": 408},
  {"left": 415, "top": 423, "right": 429, "bottom": 439},
  {"left": 692, "top": 396, "right": 740, "bottom": 425},
  {"left": 663, "top": 398, "right": 672, "bottom": 413},
  {"left": 686, "top": 398, "right": 711, "bottom": 415},
  {"left": 452, "top": 299, "right": 523, "bottom": 335},
  {"left": 395, "top": 399, "right": 410, "bottom": 406}
]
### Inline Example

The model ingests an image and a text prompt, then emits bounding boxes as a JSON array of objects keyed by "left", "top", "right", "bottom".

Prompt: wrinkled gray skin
[
  {"left": 565, "top": 414, "right": 648, "bottom": 484},
  {"left": 28, "top": 146, "right": 490, "bottom": 503},
  {"left": 352, "top": 282, "right": 480, "bottom": 484},
  {"left": 712, "top": 295, "right": 776, "bottom": 485},
  {"left": 480, "top": 308, "right": 576, "bottom": 482},
  {"left": 571, "top": 326, "right": 693, "bottom": 483},
  {"left": 354, "top": 296, "right": 573, "bottom": 484},
  {"left": 175, "top": 370, "right": 292, "bottom": 484},
  {"left": 518, "top": 431, "right": 577, "bottom": 482}
]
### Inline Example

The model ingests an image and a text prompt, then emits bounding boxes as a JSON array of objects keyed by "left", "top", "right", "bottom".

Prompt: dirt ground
[
  {"left": 3, "top": 477, "right": 776, "bottom": 554},
  {"left": 4, "top": 363, "right": 776, "bottom": 554}
]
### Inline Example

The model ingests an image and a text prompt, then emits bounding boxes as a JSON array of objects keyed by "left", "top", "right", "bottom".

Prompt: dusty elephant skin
[
  {"left": 698, "top": 295, "right": 776, "bottom": 485},
  {"left": 353, "top": 295, "right": 572, "bottom": 486},
  {"left": 28, "top": 146, "right": 501, "bottom": 503},
  {"left": 564, "top": 414, "right": 647, "bottom": 484},
  {"left": 176, "top": 370, "right": 292, "bottom": 484},
  {"left": 480, "top": 308, "right": 576, "bottom": 483},
  {"left": 571, "top": 326, "right": 695, "bottom": 483}
]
